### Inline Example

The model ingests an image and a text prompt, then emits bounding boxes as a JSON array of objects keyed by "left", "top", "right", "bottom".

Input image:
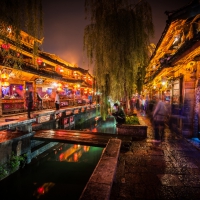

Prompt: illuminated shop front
[
  {"left": 144, "top": 1, "right": 200, "bottom": 138},
  {"left": 0, "top": 28, "right": 94, "bottom": 115}
]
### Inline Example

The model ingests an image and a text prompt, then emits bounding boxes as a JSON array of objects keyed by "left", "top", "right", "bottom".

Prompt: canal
[{"left": 0, "top": 117, "right": 114, "bottom": 200}]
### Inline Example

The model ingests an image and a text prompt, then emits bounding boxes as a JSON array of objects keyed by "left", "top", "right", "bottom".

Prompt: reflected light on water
[
  {"left": 33, "top": 182, "right": 55, "bottom": 199},
  {"left": 58, "top": 144, "right": 91, "bottom": 162}
]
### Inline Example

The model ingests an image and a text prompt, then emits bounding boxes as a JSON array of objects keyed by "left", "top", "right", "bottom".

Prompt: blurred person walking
[
  {"left": 55, "top": 91, "right": 60, "bottom": 110},
  {"left": 152, "top": 96, "right": 170, "bottom": 142},
  {"left": 27, "top": 90, "right": 33, "bottom": 119}
]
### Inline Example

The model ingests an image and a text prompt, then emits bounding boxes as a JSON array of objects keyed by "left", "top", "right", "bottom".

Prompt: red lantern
[
  {"left": 36, "top": 58, "right": 43, "bottom": 65},
  {"left": 1, "top": 43, "right": 10, "bottom": 50},
  {"left": 56, "top": 65, "right": 61, "bottom": 72}
]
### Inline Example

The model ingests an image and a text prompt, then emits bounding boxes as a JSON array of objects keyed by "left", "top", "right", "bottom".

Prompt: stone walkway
[{"left": 110, "top": 114, "right": 200, "bottom": 200}]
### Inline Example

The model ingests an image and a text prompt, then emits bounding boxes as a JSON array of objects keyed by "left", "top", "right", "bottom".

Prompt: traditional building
[
  {"left": 144, "top": 0, "right": 200, "bottom": 138},
  {"left": 0, "top": 27, "right": 94, "bottom": 115}
]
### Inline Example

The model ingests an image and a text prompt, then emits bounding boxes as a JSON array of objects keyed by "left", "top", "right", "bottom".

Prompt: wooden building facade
[
  {"left": 0, "top": 27, "right": 94, "bottom": 116},
  {"left": 144, "top": 0, "right": 200, "bottom": 138}
]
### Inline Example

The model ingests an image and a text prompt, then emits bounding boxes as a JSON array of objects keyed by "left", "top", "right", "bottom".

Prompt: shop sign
[
  {"left": 38, "top": 115, "right": 50, "bottom": 123},
  {"left": 70, "top": 115, "right": 75, "bottom": 125},
  {"left": 35, "top": 78, "right": 44, "bottom": 84},
  {"left": 77, "top": 99, "right": 82, "bottom": 104},
  {"left": 62, "top": 117, "right": 70, "bottom": 128},
  {"left": 61, "top": 101, "right": 68, "bottom": 106}
]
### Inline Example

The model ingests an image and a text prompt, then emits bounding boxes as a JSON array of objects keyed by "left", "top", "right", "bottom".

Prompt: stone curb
[{"left": 79, "top": 138, "right": 121, "bottom": 200}]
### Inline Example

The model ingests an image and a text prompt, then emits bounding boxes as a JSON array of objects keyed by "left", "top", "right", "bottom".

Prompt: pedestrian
[
  {"left": 136, "top": 97, "right": 140, "bottom": 110},
  {"left": 152, "top": 96, "right": 170, "bottom": 142},
  {"left": 55, "top": 91, "right": 60, "bottom": 110},
  {"left": 27, "top": 90, "right": 33, "bottom": 119},
  {"left": 112, "top": 103, "right": 126, "bottom": 124},
  {"left": 140, "top": 95, "right": 146, "bottom": 116},
  {"left": 36, "top": 92, "right": 43, "bottom": 109}
]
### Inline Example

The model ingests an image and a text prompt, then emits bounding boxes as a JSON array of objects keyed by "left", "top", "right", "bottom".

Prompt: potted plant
[
  {"left": 125, "top": 115, "right": 139, "bottom": 125},
  {"left": 117, "top": 114, "right": 147, "bottom": 140}
]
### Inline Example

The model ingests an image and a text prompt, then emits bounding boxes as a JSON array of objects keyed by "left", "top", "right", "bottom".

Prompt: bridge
[{"left": 33, "top": 129, "right": 132, "bottom": 147}]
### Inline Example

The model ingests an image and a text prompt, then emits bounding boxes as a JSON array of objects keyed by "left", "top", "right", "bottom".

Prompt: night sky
[{"left": 41, "top": 0, "right": 191, "bottom": 72}]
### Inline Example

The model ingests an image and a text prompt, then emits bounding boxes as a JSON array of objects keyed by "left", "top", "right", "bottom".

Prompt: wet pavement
[{"left": 110, "top": 113, "right": 200, "bottom": 200}]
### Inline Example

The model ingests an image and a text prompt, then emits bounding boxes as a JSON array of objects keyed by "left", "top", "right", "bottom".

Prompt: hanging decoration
[
  {"left": 1, "top": 43, "right": 10, "bottom": 50},
  {"left": 36, "top": 58, "right": 43, "bottom": 65},
  {"left": 0, "top": 0, "right": 43, "bottom": 69}
]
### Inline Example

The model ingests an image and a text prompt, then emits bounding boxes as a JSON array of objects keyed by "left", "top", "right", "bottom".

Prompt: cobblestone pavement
[{"left": 110, "top": 114, "right": 200, "bottom": 200}]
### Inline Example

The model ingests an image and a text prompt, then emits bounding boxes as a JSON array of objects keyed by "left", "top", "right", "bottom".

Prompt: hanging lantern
[
  {"left": 56, "top": 65, "right": 61, "bottom": 72},
  {"left": 2, "top": 81, "right": 10, "bottom": 87},
  {"left": 36, "top": 58, "right": 43, "bottom": 65},
  {"left": 58, "top": 83, "right": 62, "bottom": 87},
  {"left": 1, "top": 43, "right": 10, "bottom": 50},
  {"left": 1, "top": 73, "right": 7, "bottom": 79},
  {"left": 161, "top": 76, "right": 167, "bottom": 86}
]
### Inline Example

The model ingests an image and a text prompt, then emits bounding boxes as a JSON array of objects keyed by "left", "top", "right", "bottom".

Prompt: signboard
[
  {"left": 35, "top": 78, "right": 45, "bottom": 84},
  {"left": 60, "top": 101, "right": 69, "bottom": 107},
  {"left": 62, "top": 117, "right": 70, "bottom": 129},
  {"left": 77, "top": 99, "right": 82, "bottom": 104},
  {"left": 70, "top": 115, "right": 75, "bottom": 126}
]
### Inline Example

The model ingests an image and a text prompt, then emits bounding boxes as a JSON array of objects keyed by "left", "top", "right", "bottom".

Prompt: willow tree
[
  {"left": 84, "top": 0, "right": 154, "bottom": 120},
  {"left": 0, "top": 0, "right": 43, "bottom": 69}
]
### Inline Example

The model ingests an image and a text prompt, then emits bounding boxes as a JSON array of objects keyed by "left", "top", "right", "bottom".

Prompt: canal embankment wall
[{"left": 0, "top": 105, "right": 99, "bottom": 173}]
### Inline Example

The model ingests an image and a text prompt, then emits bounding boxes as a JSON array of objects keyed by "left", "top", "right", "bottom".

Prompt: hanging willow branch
[
  {"left": 84, "top": 0, "right": 154, "bottom": 120},
  {"left": 0, "top": 0, "right": 43, "bottom": 69}
]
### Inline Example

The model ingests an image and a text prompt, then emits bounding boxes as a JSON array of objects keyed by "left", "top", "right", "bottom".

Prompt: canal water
[
  {"left": 0, "top": 117, "right": 108, "bottom": 200},
  {"left": 0, "top": 143, "right": 103, "bottom": 200}
]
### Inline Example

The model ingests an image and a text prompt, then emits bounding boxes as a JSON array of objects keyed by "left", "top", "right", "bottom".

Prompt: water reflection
[
  {"left": 74, "top": 116, "right": 117, "bottom": 134},
  {"left": 33, "top": 182, "right": 55, "bottom": 199},
  {"left": 57, "top": 144, "right": 90, "bottom": 162},
  {"left": 0, "top": 143, "right": 103, "bottom": 200}
]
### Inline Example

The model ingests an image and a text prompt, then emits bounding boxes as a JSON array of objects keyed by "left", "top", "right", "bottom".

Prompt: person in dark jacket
[
  {"left": 27, "top": 90, "right": 33, "bottom": 119},
  {"left": 112, "top": 103, "right": 126, "bottom": 124},
  {"left": 37, "top": 92, "right": 43, "bottom": 109}
]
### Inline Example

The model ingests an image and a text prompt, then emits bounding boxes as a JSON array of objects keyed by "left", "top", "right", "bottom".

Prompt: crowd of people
[
  {"left": 26, "top": 89, "right": 94, "bottom": 119},
  {"left": 111, "top": 94, "right": 171, "bottom": 142}
]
